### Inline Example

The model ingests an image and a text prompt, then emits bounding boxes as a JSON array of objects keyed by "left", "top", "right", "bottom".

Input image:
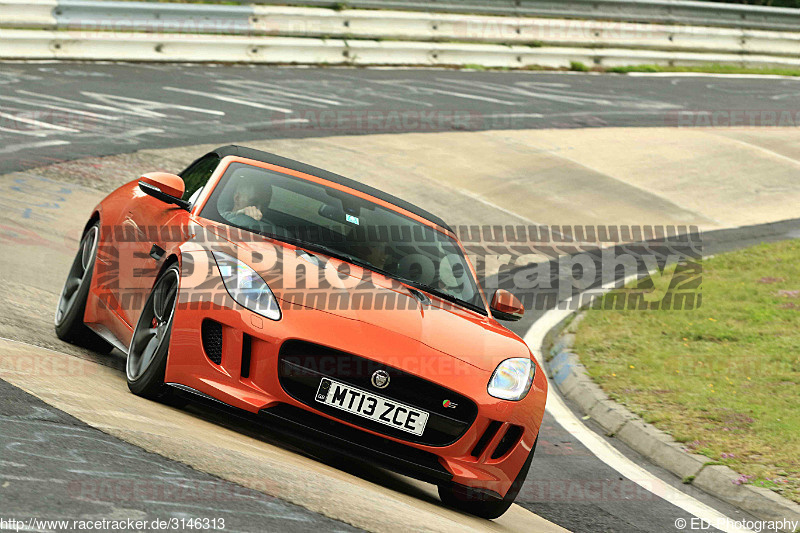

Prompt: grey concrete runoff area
[{"left": 1, "top": 62, "right": 799, "bottom": 533}]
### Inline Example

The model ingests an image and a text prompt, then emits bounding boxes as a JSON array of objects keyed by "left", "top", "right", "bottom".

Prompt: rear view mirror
[
  {"left": 490, "top": 289, "right": 525, "bottom": 321},
  {"left": 139, "top": 172, "right": 190, "bottom": 210},
  {"left": 318, "top": 203, "right": 345, "bottom": 222}
]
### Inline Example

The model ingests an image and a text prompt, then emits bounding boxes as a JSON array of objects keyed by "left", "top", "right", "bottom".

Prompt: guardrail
[
  {"left": 9, "top": 0, "right": 800, "bottom": 34},
  {"left": 1, "top": 0, "right": 57, "bottom": 28},
  {"left": 3, "top": 29, "right": 800, "bottom": 68},
  {"left": 222, "top": 0, "right": 800, "bottom": 32},
  {"left": 1, "top": 0, "right": 799, "bottom": 67}
]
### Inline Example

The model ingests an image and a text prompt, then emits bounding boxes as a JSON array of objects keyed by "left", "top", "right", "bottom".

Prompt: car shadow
[{"left": 97, "top": 349, "right": 442, "bottom": 507}]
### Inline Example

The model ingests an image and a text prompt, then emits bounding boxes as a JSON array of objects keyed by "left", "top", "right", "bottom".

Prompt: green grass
[
  {"left": 576, "top": 239, "right": 800, "bottom": 503},
  {"left": 569, "top": 61, "right": 590, "bottom": 72},
  {"left": 606, "top": 63, "right": 800, "bottom": 77}
]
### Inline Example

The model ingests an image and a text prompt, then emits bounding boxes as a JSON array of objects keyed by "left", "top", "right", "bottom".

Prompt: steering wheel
[
  {"left": 227, "top": 212, "right": 260, "bottom": 228},
  {"left": 228, "top": 212, "right": 296, "bottom": 240}
]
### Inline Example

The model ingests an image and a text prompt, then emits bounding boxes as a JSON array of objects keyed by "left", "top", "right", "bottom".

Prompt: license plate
[{"left": 315, "top": 378, "right": 429, "bottom": 436}]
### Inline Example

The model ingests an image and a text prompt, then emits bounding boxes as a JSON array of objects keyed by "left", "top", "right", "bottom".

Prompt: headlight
[
  {"left": 212, "top": 251, "right": 281, "bottom": 321},
  {"left": 487, "top": 358, "right": 535, "bottom": 401}
]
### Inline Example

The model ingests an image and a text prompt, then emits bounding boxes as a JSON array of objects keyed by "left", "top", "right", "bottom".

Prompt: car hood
[
  {"left": 282, "top": 283, "right": 530, "bottom": 372},
  {"left": 200, "top": 221, "right": 530, "bottom": 371}
]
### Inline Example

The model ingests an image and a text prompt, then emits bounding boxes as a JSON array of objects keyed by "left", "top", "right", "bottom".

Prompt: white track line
[
  {"left": 0, "top": 95, "right": 120, "bottom": 121},
  {"left": 0, "top": 139, "right": 70, "bottom": 154},
  {"left": 0, "top": 111, "right": 79, "bottom": 133},
  {"left": 163, "top": 87, "right": 295, "bottom": 114},
  {"left": 0, "top": 126, "right": 46, "bottom": 137},
  {"left": 524, "top": 294, "right": 753, "bottom": 533},
  {"left": 420, "top": 86, "right": 519, "bottom": 105},
  {"left": 713, "top": 136, "right": 800, "bottom": 169},
  {"left": 479, "top": 113, "right": 545, "bottom": 119},
  {"left": 625, "top": 72, "right": 800, "bottom": 80},
  {"left": 238, "top": 81, "right": 346, "bottom": 106}
]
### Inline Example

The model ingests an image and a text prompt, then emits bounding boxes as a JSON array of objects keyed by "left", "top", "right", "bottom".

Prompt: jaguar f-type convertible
[{"left": 55, "top": 145, "right": 547, "bottom": 519}]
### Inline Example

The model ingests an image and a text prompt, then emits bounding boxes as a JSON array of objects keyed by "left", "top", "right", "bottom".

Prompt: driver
[
  {"left": 352, "top": 242, "right": 391, "bottom": 270},
  {"left": 365, "top": 243, "right": 390, "bottom": 270},
  {"left": 221, "top": 175, "right": 272, "bottom": 225}
]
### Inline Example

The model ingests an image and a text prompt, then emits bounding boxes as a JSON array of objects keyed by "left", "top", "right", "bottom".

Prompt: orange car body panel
[{"left": 140, "top": 172, "right": 186, "bottom": 199}]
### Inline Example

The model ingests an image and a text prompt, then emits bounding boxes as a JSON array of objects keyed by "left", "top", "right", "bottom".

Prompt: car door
[{"left": 121, "top": 154, "right": 221, "bottom": 333}]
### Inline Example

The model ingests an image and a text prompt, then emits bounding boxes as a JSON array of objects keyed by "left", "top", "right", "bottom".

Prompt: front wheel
[
  {"left": 126, "top": 264, "right": 180, "bottom": 400},
  {"left": 55, "top": 222, "right": 113, "bottom": 354},
  {"left": 438, "top": 436, "right": 537, "bottom": 519}
]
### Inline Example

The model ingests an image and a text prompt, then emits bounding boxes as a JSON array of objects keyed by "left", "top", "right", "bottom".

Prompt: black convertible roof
[{"left": 208, "top": 145, "right": 453, "bottom": 233}]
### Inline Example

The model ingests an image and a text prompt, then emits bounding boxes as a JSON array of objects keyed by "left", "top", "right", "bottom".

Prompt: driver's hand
[{"left": 237, "top": 206, "right": 262, "bottom": 220}]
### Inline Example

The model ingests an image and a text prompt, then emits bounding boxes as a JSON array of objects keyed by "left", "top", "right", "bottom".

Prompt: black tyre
[
  {"left": 126, "top": 263, "right": 180, "bottom": 400},
  {"left": 54, "top": 222, "right": 113, "bottom": 354},
  {"left": 438, "top": 436, "right": 537, "bottom": 519}
]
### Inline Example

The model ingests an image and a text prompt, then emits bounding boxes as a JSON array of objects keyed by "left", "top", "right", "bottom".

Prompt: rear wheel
[
  {"left": 126, "top": 264, "right": 180, "bottom": 400},
  {"left": 438, "top": 436, "right": 537, "bottom": 519},
  {"left": 54, "top": 222, "right": 113, "bottom": 354}
]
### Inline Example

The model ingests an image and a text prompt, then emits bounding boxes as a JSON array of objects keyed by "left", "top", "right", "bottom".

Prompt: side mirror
[
  {"left": 138, "top": 172, "right": 190, "bottom": 210},
  {"left": 490, "top": 289, "right": 524, "bottom": 321}
]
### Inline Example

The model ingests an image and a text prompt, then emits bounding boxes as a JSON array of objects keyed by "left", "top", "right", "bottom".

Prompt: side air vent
[
  {"left": 491, "top": 424, "right": 524, "bottom": 459},
  {"left": 201, "top": 319, "right": 223, "bottom": 365},
  {"left": 471, "top": 420, "right": 502, "bottom": 458},
  {"left": 241, "top": 333, "right": 252, "bottom": 378}
]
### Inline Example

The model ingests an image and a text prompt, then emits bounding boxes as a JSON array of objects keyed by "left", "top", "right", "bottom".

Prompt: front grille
[
  {"left": 201, "top": 319, "right": 223, "bottom": 365},
  {"left": 277, "top": 340, "right": 478, "bottom": 446}
]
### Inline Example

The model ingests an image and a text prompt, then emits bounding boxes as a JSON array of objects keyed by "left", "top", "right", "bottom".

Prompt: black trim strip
[
  {"left": 85, "top": 323, "right": 129, "bottom": 355},
  {"left": 166, "top": 383, "right": 228, "bottom": 407}
]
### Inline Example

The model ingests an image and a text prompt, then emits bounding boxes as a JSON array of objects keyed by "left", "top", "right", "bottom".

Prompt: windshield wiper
[
  {"left": 303, "top": 244, "right": 484, "bottom": 314},
  {"left": 396, "top": 278, "right": 485, "bottom": 314},
  {"left": 289, "top": 240, "right": 366, "bottom": 269},
  {"left": 315, "top": 244, "right": 485, "bottom": 313}
]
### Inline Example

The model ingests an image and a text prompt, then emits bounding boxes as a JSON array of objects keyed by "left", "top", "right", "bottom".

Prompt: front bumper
[
  {"left": 260, "top": 403, "right": 454, "bottom": 484},
  {"left": 166, "top": 291, "right": 547, "bottom": 497}
]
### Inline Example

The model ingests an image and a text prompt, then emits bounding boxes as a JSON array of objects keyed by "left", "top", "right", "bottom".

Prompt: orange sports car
[{"left": 54, "top": 145, "right": 547, "bottom": 519}]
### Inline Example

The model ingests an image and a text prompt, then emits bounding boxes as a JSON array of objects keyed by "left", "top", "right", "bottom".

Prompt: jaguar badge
[{"left": 371, "top": 370, "right": 390, "bottom": 389}]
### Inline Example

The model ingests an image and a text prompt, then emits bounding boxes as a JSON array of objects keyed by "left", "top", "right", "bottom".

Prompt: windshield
[{"left": 199, "top": 162, "right": 486, "bottom": 314}]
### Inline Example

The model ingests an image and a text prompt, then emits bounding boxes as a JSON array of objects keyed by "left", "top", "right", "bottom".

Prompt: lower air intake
[
  {"left": 201, "top": 319, "right": 223, "bottom": 365},
  {"left": 471, "top": 420, "right": 502, "bottom": 458},
  {"left": 491, "top": 424, "right": 524, "bottom": 459}
]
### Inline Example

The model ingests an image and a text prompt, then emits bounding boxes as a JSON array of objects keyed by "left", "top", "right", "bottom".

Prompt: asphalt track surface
[
  {"left": 0, "top": 379, "right": 361, "bottom": 533},
  {"left": 3, "top": 62, "right": 800, "bottom": 173},
  {"left": 2, "top": 63, "right": 799, "bottom": 532}
]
